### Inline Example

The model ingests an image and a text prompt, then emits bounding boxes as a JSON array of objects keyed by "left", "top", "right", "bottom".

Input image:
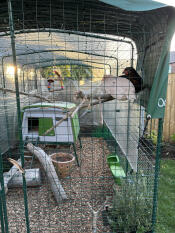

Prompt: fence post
[
  {"left": 7, "top": 0, "right": 30, "bottom": 232},
  {"left": 151, "top": 118, "right": 163, "bottom": 232}
]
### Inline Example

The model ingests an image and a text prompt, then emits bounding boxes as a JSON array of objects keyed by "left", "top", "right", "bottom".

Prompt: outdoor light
[
  {"left": 6, "top": 65, "right": 15, "bottom": 75},
  {"left": 6, "top": 65, "right": 21, "bottom": 76}
]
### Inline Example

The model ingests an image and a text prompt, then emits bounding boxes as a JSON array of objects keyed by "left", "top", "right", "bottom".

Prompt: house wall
[{"left": 170, "top": 63, "right": 175, "bottom": 73}]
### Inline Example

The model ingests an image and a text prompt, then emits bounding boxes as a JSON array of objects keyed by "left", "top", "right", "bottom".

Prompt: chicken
[
  {"left": 102, "top": 75, "right": 136, "bottom": 101},
  {"left": 119, "top": 67, "right": 143, "bottom": 93}
]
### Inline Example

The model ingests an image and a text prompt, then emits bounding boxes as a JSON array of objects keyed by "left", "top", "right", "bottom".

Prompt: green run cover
[
  {"left": 100, "top": 0, "right": 175, "bottom": 119},
  {"left": 147, "top": 17, "right": 175, "bottom": 118},
  {"left": 100, "top": 0, "right": 168, "bottom": 11}
]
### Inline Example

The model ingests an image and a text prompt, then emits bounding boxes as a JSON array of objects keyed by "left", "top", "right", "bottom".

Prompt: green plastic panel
[{"left": 39, "top": 118, "right": 55, "bottom": 136}]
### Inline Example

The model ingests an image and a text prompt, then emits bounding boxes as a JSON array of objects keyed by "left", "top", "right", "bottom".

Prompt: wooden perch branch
[
  {"left": 75, "top": 91, "right": 112, "bottom": 101},
  {"left": 43, "top": 95, "right": 114, "bottom": 136},
  {"left": 71, "top": 98, "right": 86, "bottom": 118},
  {"left": 87, "top": 197, "right": 110, "bottom": 233},
  {"left": 43, "top": 98, "right": 86, "bottom": 136},
  {"left": 0, "top": 87, "right": 51, "bottom": 102},
  {"left": 48, "top": 88, "right": 63, "bottom": 92}
]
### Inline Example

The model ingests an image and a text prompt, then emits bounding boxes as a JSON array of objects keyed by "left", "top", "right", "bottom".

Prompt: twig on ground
[{"left": 87, "top": 197, "right": 110, "bottom": 233}]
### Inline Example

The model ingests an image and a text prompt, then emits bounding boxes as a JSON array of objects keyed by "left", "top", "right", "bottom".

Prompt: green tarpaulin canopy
[
  {"left": 100, "top": 0, "right": 167, "bottom": 11},
  {"left": 99, "top": 0, "right": 175, "bottom": 118}
]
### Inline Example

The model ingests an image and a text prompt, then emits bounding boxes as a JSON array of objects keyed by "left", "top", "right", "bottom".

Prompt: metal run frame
[
  {"left": 0, "top": 28, "right": 134, "bottom": 67},
  {"left": 1, "top": 49, "right": 118, "bottom": 84},
  {"left": 0, "top": 1, "right": 162, "bottom": 232}
]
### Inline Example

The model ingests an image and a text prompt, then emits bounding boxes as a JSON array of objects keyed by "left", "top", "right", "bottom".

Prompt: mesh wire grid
[{"left": 0, "top": 1, "right": 174, "bottom": 232}]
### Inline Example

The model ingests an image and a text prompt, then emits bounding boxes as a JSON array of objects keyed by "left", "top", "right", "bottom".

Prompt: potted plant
[{"left": 106, "top": 176, "right": 152, "bottom": 233}]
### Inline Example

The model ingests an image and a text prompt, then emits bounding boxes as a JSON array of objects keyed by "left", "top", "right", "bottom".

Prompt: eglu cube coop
[
  {"left": 22, "top": 101, "right": 81, "bottom": 165},
  {"left": 22, "top": 102, "right": 80, "bottom": 143},
  {"left": 0, "top": 0, "right": 175, "bottom": 233}
]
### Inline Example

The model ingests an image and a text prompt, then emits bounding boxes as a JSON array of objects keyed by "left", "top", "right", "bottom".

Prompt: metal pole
[
  {"left": 1, "top": 56, "right": 12, "bottom": 153},
  {"left": 2, "top": 49, "right": 118, "bottom": 69},
  {"left": 151, "top": 118, "right": 163, "bottom": 232},
  {"left": 125, "top": 100, "right": 131, "bottom": 174},
  {"left": 34, "top": 69, "right": 37, "bottom": 89},
  {"left": 131, "top": 43, "right": 134, "bottom": 67},
  {"left": 0, "top": 28, "right": 134, "bottom": 49},
  {"left": 0, "top": 149, "right": 9, "bottom": 233},
  {"left": 116, "top": 58, "right": 119, "bottom": 76},
  {"left": 0, "top": 194, "right": 5, "bottom": 233},
  {"left": 7, "top": 1, "right": 30, "bottom": 232},
  {"left": 22, "top": 69, "right": 25, "bottom": 91}
]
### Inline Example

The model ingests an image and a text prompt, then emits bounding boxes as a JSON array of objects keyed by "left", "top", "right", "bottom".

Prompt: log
[
  {"left": 27, "top": 143, "right": 67, "bottom": 202},
  {"left": 6, "top": 168, "right": 41, "bottom": 188}
]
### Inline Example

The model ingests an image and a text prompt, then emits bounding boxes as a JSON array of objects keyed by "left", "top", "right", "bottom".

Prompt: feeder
[{"left": 107, "top": 154, "right": 126, "bottom": 185}]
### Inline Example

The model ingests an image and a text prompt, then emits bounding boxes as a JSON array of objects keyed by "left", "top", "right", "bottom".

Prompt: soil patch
[{"left": 161, "top": 143, "right": 175, "bottom": 159}]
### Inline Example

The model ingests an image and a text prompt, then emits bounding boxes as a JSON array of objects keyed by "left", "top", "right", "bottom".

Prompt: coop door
[
  {"left": 28, "top": 117, "right": 39, "bottom": 133},
  {"left": 55, "top": 116, "right": 73, "bottom": 142},
  {"left": 38, "top": 118, "right": 55, "bottom": 136}
]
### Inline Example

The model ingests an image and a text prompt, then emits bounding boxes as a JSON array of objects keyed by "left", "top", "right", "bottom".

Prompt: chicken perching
[
  {"left": 102, "top": 75, "right": 136, "bottom": 101},
  {"left": 119, "top": 67, "right": 143, "bottom": 93}
]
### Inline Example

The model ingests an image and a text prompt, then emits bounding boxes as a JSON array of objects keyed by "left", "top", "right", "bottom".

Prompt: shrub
[
  {"left": 107, "top": 176, "right": 152, "bottom": 233},
  {"left": 170, "top": 133, "right": 175, "bottom": 143}
]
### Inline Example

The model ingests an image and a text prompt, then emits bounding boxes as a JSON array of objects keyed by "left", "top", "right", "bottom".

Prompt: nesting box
[{"left": 22, "top": 102, "right": 80, "bottom": 143}]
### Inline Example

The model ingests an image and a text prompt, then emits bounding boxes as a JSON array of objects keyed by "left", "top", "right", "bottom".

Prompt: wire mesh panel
[{"left": 0, "top": 0, "right": 174, "bottom": 232}]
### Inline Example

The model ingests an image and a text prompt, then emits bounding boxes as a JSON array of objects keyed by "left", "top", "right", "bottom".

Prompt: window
[{"left": 28, "top": 118, "right": 39, "bottom": 133}]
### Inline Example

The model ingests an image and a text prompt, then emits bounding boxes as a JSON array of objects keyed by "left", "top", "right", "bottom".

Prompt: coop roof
[
  {"left": 22, "top": 102, "right": 76, "bottom": 111},
  {"left": 0, "top": 0, "right": 175, "bottom": 118}
]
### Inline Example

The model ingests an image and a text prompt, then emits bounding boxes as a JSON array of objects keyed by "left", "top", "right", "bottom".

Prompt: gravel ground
[{"left": 4, "top": 137, "right": 114, "bottom": 233}]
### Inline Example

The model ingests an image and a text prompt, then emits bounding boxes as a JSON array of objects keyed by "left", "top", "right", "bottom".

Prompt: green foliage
[
  {"left": 107, "top": 176, "right": 152, "bottom": 233},
  {"left": 70, "top": 65, "right": 92, "bottom": 80},
  {"left": 170, "top": 133, "right": 175, "bottom": 143},
  {"left": 156, "top": 159, "right": 175, "bottom": 233},
  {"left": 92, "top": 126, "right": 114, "bottom": 141},
  {"left": 150, "top": 130, "right": 158, "bottom": 145},
  {"left": 146, "top": 130, "right": 158, "bottom": 145},
  {"left": 40, "top": 64, "right": 92, "bottom": 81},
  {"left": 41, "top": 66, "right": 55, "bottom": 79}
]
